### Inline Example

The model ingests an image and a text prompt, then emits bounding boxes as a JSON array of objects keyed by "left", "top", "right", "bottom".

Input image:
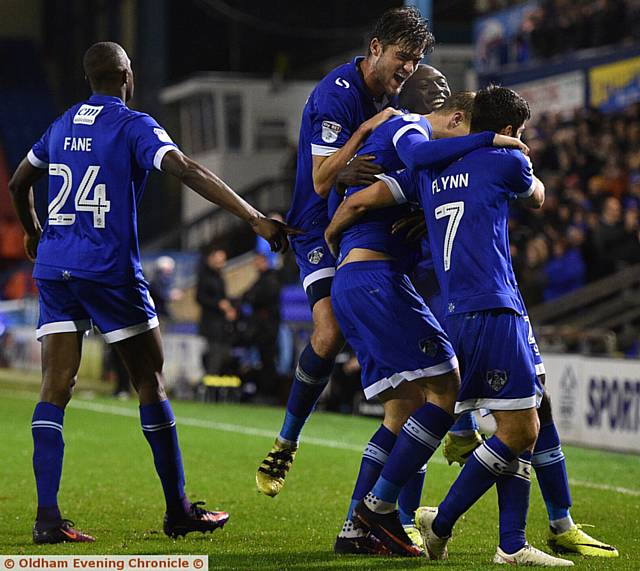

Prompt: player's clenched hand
[
  {"left": 250, "top": 218, "right": 302, "bottom": 253},
  {"left": 361, "top": 107, "right": 403, "bottom": 134},
  {"left": 391, "top": 211, "right": 427, "bottom": 242},
  {"left": 335, "top": 155, "right": 383, "bottom": 196},
  {"left": 24, "top": 232, "right": 40, "bottom": 262},
  {"left": 492, "top": 134, "right": 529, "bottom": 155}
]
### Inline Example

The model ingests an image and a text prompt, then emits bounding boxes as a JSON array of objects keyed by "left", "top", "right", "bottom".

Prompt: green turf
[{"left": 0, "top": 372, "right": 638, "bottom": 570}]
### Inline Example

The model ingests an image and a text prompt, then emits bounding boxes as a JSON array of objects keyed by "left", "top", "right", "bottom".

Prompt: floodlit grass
[{"left": 0, "top": 370, "right": 638, "bottom": 570}]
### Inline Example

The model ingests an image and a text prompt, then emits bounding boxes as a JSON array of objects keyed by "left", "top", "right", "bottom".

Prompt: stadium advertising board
[
  {"left": 544, "top": 354, "right": 640, "bottom": 453},
  {"left": 590, "top": 56, "right": 640, "bottom": 112},
  {"left": 510, "top": 72, "right": 585, "bottom": 118}
]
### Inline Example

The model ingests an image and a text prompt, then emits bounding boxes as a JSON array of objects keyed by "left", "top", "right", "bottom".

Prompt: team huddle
[{"left": 8, "top": 4, "right": 618, "bottom": 567}]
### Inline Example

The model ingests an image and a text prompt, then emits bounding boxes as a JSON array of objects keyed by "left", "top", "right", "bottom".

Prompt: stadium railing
[
  {"left": 143, "top": 176, "right": 294, "bottom": 255},
  {"left": 530, "top": 263, "right": 640, "bottom": 355}
]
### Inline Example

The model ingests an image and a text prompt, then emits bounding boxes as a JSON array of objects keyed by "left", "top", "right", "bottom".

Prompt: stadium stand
[
  {"left": 513, "top": 103, "right": 640, "bottom": 305},
  {"left": 475, "top": 0, "right": 640, "bottom": 70}
]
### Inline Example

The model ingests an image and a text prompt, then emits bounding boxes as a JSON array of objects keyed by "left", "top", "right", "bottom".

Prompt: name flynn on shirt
[{"left": 431, "top": 173, "right": 469, "bottom": 195}]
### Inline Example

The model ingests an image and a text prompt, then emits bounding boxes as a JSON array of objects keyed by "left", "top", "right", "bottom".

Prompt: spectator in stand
[
  {"left": 243, "top": 254, "right": 282, "bottom": 397},
  {"left": 590, "top": 196, "right": 627, "bottom": 278},
  {"left": 196, "top": 247, "right": 236, "bottom": 375},
  {"left": 544, "top": 237, "right": 586, "bottom": 300},
  {"left": 508, "top": 102, "right": 640, "bottom": 308},
  {"left": 479, "top": 0, "right": 633, "bottom": 68},
  {"left": 149, "top": 256, "right": 182, "bottom": 322},
  {"left": 518, "top": 236, "right": 548, "bottom": 306}
]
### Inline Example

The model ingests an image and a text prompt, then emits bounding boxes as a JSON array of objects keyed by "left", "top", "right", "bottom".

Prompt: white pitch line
[{"left": 4, "top": 389, "right": 640, "bottom": 497}]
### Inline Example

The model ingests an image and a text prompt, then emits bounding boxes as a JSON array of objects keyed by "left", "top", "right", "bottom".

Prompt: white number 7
[{"left": 435, "top": 201, "right": 464, "bottom": 271}]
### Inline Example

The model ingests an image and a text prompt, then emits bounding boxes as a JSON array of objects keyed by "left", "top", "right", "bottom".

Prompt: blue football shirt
[
  {"left": 286, "top": 57, "right": 393, "bottom": 232},
  {"left": 335, "top": 113, "right": 432, "bottom": 267},
  {"left": 335, "top": 113, "right": 494, "bottom": 268},
  {"left": 27, "top": 94, "right": 178, "bottom": 285},
  {"left": 387, "top": 147, "right": 535, "bottom": 315}
]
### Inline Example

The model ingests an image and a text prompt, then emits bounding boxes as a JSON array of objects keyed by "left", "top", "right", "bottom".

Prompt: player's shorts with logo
[
  {"left": 291, "top": 229, "right": 337, "bottom": 308},
  {"left": 35, "top": 277, "right": 158, "bottom": 343},
  {"left": 331, "top": 260, "right": 458, "bottom": 400},
  {"left": 445, "top": 309, "right": 543, "bottom": 414}
]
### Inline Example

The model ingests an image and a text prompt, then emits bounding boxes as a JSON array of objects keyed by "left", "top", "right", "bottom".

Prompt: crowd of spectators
[
  {"left": 476, "top": 0, "right": 639, "bottom": 70},
  {"left": 512, "top": 103, "right": 640, "bottom": 305}
]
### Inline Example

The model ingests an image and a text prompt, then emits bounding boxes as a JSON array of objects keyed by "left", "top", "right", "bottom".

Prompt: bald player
[{"left": 9, "top": 41, "right": 293, "bottom": 544}]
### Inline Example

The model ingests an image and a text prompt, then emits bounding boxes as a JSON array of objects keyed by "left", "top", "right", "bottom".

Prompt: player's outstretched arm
[
  {"left": 161, "top": 150, "right": 300, "bottom": 252},
  {"left": 324, "top": 180, "right": 396, "bottom": 258},
  {"left": 395, "top": 132, "right": 528, "bottom": 172},
  {"left": 8, "top": 158, "right": 45, "bottom": 261},
  {"left": 312, "top": 107, "right": 401, "bottom": 198}
]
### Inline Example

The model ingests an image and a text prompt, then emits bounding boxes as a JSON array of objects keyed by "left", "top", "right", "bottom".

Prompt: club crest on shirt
[
  {"left": 486, "top": 369, "right": 508, "bottom": 392},
  {"left": 322, "top": 121, "right": 342, "bottom": 143},
  {"left": 307, "top": 247, "right": 324, "bottom": 265},
  {"left": 419, "top": 337, "right": 438, "bottom": 357}
]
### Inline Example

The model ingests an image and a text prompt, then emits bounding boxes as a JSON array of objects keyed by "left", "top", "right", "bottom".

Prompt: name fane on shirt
[
  {"left": 63, "top": 137, "right": 93, "bottom": 152},
  {"left": 431, "top": 172, "right": 469, "bottom": 195}
]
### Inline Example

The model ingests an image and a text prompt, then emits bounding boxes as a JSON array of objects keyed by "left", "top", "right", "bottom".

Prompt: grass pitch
[{"left": 0, "top": 370, "right": 638, "bottom": 570}]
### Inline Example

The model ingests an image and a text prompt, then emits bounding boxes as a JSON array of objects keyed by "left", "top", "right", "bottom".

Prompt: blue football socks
[
  {"left": 532, "top": 422, "right": 573, "bottom": 532},
  {"left": 433, "top": 435, "right": 516, "bottom": 538},
  {"left": 398, "top": 464, "right": 427, "bottom": 526},
  {"left": 368, "top": 403, "right": 453, "bottom": 509},
  {"left": 497, "top": 451, "right": 532, "bottom": 554},
  {"left": 140, "top": 400, "right": 188, "bottom": 515},
  {"left": 449, "top": 410, "right": 479, "bottom": 436},
  {"left": 32, "top": 402, "right": 65, "bottom": 522},
  {"left": 279, "top": 344, "right": 333, "bottom": 445}
]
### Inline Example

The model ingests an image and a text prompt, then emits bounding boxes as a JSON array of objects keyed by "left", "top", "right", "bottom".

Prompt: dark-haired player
[
  {"left": 257, "top": 6, "right": 432, "bottom": 500},
  {"left": 9, "top": 41, "right": 294, "bottom": 544}
]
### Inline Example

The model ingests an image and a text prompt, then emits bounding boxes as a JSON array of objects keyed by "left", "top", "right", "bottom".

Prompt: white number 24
[
  {"left": 434, "top": 201, "right": 464, "bottom": 271},
  {"left": 48, "top": 163, "right": 111, "bottom": 229}
]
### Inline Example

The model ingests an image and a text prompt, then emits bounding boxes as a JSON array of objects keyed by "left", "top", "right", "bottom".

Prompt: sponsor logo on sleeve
[
  {"left": 334, "top": 77, "right": 350, "bottom": 89},
  {"left": 321, "top": 121, "right": 342, "bottom": 144},
  {"left": 153, "top": 128, "right": 173, "bottom": 143},
  {"left": 73, "top": 104, "right": 104, "bottom": 125}
]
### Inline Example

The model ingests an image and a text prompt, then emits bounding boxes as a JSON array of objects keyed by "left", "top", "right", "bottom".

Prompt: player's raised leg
[
  {"left": 114, "top": 327, "right": 229, "bottom": 538},
  {"left": 256, "top": 288, "right": 341, "bottom": 497},
  {"left": 32, "top": 328, "right": 95, "bottom": 544}
]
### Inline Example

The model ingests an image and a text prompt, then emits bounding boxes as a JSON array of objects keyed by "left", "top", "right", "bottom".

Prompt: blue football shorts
[
  {"left": 35, "top": 277, "right": 158, "bottom": 343},
  {"left": 331, "top": 260, "right": 458, "bottom": 400},
  {"left": 445, "top": 309, "right": 543, "bottom": 414},
  {"left": 290, "top": 229, "right": 337, "bottom": 308}
]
